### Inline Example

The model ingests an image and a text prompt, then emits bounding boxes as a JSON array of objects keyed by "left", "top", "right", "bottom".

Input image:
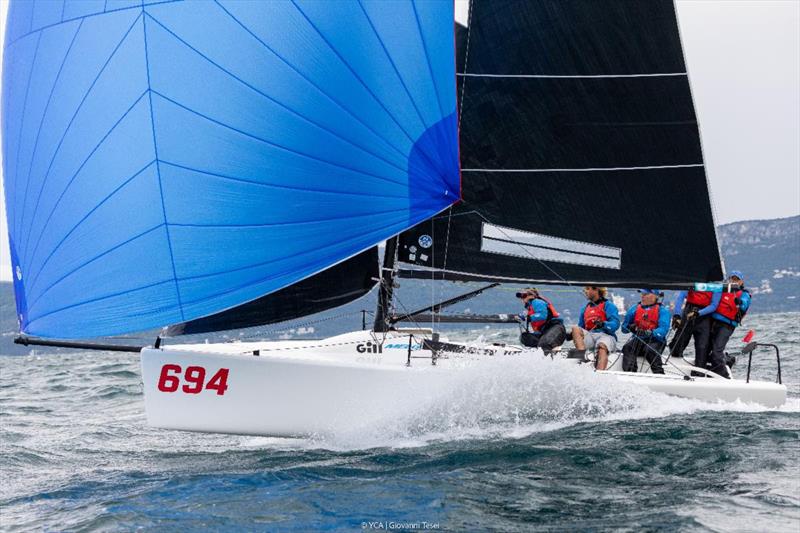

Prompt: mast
[{"left": 373, "top": 236, "right": 398, "bottom": 332}]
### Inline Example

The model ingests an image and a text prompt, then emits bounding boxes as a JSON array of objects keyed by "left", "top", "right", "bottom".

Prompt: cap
[
  {"left": 729, "top": 270, "right": 745, "bottom": 280},
  {"left": 638, "top": 289, "right": 661, "bottom": 295}
]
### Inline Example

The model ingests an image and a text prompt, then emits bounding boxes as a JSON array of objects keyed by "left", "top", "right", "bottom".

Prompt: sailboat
[{"left": 3, "top": 0, "right": 785, "bottom": 437}]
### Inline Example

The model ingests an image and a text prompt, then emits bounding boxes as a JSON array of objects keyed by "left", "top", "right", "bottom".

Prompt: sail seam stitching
[
  {"left": 10, "top": 32, "right": 43, "bottom": 245},
  {"left": 20, "top": 12, "right": 145, "bottom": 266},
  {"left": 18, "top": 19, "right": 85, "bottom": 252},
  {"left": 26, "top": 218, "right": 164, "bottom": 314},
  {"left": 211, "top": 0, "right": 416, "bottom": 168},
  {"left": 25, "top": 160, "right": 158, "bottom": 299},
  {"left": 23, "top": 90, "right": 150, "bottom": 283},
  {"left": 150, "top": 90, "right": 411, "bottom": 190},
  {"left": 144, "top": 12, "right": 412, "bottom": 183},
  {"left": 288, "top": 0, "right": 443, "bottom": 174},
  {"left": 142, "top": 9, "right": 185, "bottom": 320}
]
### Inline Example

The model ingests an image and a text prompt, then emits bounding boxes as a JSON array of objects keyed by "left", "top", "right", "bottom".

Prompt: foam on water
[{"left": 235, "top": 352, "right": 797, "bottom": 452}]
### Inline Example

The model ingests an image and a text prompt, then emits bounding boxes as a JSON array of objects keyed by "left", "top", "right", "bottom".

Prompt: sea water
[{"left": 1, "top": 292, "right": 798, "bottom": 531}]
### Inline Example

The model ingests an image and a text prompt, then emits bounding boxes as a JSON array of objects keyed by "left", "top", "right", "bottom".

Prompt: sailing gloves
[{"left": 671, "top": 316, "right": 682, "bottom": 329}]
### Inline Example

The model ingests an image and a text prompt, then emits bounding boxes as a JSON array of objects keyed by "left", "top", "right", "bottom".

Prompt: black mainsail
[{"left": 399, "top": 0, "right": 724, "bottom": 288}]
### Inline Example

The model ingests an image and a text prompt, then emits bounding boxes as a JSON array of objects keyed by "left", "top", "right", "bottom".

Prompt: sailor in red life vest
[
  {"left": 707, "top": 271, "right": 751, "bottom": 378},
  {"left": 571, "top": 286, "right": 620, "bottom": 370},
  {"left": 621, "top": 289, "right": 671, "bottom": 374},
  {"left": 516, "top": 288, "right": 566, "bottom": 351},
  {"left": 668, "top": 288, "right": 721, "bottom": 364}
]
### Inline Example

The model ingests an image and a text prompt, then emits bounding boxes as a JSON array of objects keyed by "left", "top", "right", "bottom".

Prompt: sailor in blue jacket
[
  {"left": 620, "top": 289, "right": 670, "bottom": 374},
  {"left": 668, "top": 288, "right": 721, "bottom": 363},
  {"left": 707, "top": 271, "right": 751, "bottom": 378},
  {"left": 572, "top": 286, "right": 620, "bottom": 370}
]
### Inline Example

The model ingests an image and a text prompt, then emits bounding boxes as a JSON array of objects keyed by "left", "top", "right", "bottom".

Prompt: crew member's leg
[
  {"left": 644, "top": 340, "right": 666, "bottom": 374},
  {"left": 709, "top": 322, "right": 735, "bottom": 378},
  {"left": 669, "top": 313, "right": 696, "bottom": 359},
  {"left": 596, "top": 343, "right": 609, "bottom": 370},
  {"left": 572, "top": 326, "right": 585, "bottom": 349},
  {"left": 692, "top": 316, "right": 712, "bottom": 372},
  {"left": 538, "top": 323, "right": 566, "bottom": 351},
  {"left": 622, "top": 339, "right": 639, "bottom": 372}
]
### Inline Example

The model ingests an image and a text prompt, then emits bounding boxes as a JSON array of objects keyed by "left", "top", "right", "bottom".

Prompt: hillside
[{"left": 718, "top": 215, "right": 800, "bottom": 312}]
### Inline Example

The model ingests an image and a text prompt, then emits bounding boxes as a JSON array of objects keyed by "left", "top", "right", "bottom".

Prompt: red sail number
[{"left": 157, "top": 365, "right": 229, "bottom": 396}]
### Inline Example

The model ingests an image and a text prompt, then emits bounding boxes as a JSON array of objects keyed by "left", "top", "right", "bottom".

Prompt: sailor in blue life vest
[
  {"left": 621, "top": 289, "right": 671, "bottom": 374},
  {"left": 516, "top": 288, "right": 566, "bottom": 350},
  {"left": 707, "top": 271, "right": 751, "bottom": 378},
  {"left": 668, "top": 287, "right": 721, "bottom": 363},
  {"left": 571, "top": 286, "right": 620, "bottom": 370}
]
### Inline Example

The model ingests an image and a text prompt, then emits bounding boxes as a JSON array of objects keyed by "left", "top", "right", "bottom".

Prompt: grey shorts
[{"left": 581, "top": 329, "right": 617, "bottom": 352}]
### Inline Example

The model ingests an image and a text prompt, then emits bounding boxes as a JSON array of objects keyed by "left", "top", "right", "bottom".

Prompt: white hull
[{"left": 140, "top": 330, "right": 787, "bottom": 437}]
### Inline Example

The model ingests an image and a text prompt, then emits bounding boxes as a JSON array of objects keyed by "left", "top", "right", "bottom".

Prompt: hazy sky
[{"left": 0, "top": 0, "right": 798, "bottom": 281}]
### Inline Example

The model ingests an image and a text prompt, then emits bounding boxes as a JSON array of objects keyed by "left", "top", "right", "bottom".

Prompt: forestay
[
  {"left": 2, "top": 0, "right": 460, "bottom": 338},
  {"left": 399, "top": 0, "right": 724, "bottom": 288}
]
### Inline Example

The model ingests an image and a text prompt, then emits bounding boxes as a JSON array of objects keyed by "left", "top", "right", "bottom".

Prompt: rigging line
[
  {"left": 150, "top": 90, "right": 413, "bottom": 191},
  {"left": 463, "top": 200, "right": 578, "bottom": 289},
  {"left": 25, "top": 160, "right": 158, "bottom": 296},
  {"left": 455, "top": 72, "right": 688, "bottom": 79},
  {"left": 159, "top": 161, "right": 410, "bottom": 201},
  {"left": 288, "top": 0, "right": 444, "bottom": 176},
  {"left": 11, "top": 31, "right": 43, "bottom": 242},
  {"left": 437, "top": 206, "right": 455, "bottom": 330},
  {"left": 20, "top": 11, "right": 145, "bottom": 265},
  {"left": 212, "top": 1, "right": 420, "bottom": 172},
  {"left": 18, "top": 19, "right": 85, "bottom": 244},
  {"left": 457, "top": 0, "right": 474, "bottom": 127},
  {"left": 143, "top": 12, "right": 412, "bottom": 182},
  {"left": 233, "top": 309, "right": 373, "bottom": 341},
  {"left": 23, "top": 90, "right": 150, "bottom": 276},
  {"left": 461, "top": 164, "right": 704, "bottom": 173}
]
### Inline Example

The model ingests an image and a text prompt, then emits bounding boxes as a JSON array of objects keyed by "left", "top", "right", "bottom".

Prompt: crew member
[
  {"left": 621, "top": 289, "right": 670, "bottom": 374},
  {"left": 517, "top": 288, "right": 566, "bottom": 351},
  {"left": 669, "top": 288, "right": 721, "bottom": 367},
  {"left": 571, "top": 286, "right": 620, "bottom": 370},
  {"left": 708, "top": 271, "right": 751, "bottom": 378}
]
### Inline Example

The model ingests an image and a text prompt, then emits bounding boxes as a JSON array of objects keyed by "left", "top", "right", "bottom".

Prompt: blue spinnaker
[{"left": 2, "top": 0, "right": 460, "bottom": 338}]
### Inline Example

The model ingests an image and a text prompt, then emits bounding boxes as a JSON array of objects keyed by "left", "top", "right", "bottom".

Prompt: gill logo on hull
[{"left": 356, "top": 341, "right": 383, "bottom": 354}]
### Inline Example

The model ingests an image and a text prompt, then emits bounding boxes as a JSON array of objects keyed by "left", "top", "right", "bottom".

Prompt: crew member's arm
[
  {"left": 621, "top": 306, "right": 636, "bottom": 334},
  {"left": 697, "top": 291, "right": 722, "bottom": 317},
  {"left": 603, "top": 302, "right": 621, "bottom": 334},
  {"left": 652, "top": 306, "right": 671, "bottom": 342},
  {"left": 578, "top": 304, "right": 586, "bottom": 329},
  {"left": 739, "top": 291, "right": 752, "bottom": 314},
  {"left": 673, "top": 291, "right": 687, "bottom": 316}
]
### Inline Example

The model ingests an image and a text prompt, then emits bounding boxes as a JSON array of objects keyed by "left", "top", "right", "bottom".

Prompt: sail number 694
[{"left": 157, "top": 364, "right": 229, "bottom": 395}]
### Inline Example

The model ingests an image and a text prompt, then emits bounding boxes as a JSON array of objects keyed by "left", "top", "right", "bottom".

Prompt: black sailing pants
[
  {"left": 622, "top": 337, "right": 665, "bottom": 374},
  {"left": 668, "top": 304, "right": 701, "bottom": 358},
  {"left": 691, "top": 316, "right": 713, "bottom": 370},
  {"left": 709, "top": 321, "right": 735, "bottom": 378},
  {"left": 521, "top": 322, "right": 566, "bottom": 351}
]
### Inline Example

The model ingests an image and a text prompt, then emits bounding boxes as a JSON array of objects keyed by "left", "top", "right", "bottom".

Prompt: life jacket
[
  {"left": 716, "top": 289, "right": 748, "bottom": 322},
  {"left": 685, "top": 290, "right": 712, "bottom": 308},
  {"left": 633, "top": 304, "right": 660, "bottom": 331},
  {"left": 583, "top": 299, "right": 607, "bottom": 330},
  {"left": 527, "top": 297, "right": 559, "bottom": 332}
]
